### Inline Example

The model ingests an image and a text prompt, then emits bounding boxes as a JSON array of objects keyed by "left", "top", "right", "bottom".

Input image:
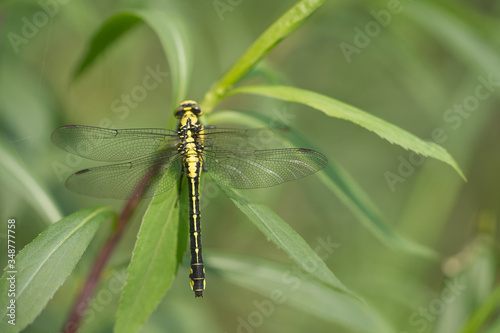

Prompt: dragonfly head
[{"left": 175, "top": 100, "right": 203, "bottom": 118}]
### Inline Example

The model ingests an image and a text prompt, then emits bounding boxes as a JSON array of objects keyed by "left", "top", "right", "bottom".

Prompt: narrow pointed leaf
[
  {"left": 228, "top": 85, "right": 465, "bottom": 179},
  {"left": 72, "top": 12, "right": 141, "bottom": 79},
  {"left": 208, "top": 253, "right": 394, "bottom": 333},
  {"left": 317, "top": 164, "right": 436, "bottom": 258},
  {"left": 131, "top": 10, "right": 191, "bottom": 106},
  {"left": 218, "top": 186, "right": 355, "bottom": 298},
  {"left": 73, "top": 9, "right": 191, "bottom": 107},
  {"left": 0, "top": 206, "right": 114, "bottom": 332},
  {"left": 201, "top": 0, "right": 325, "bottom": 111},
  {"left": 115, "top": 188, "right": 182, "bottom": 333},
  {"left": 207, "top": 110, "right": 436, "bottom": 258}
]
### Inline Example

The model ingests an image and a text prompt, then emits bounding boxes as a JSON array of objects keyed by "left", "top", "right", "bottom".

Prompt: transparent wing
[
  {"left": 201, "top": 127, "right": 290, "bottom": 151},
  {"left": 66, "top": 152, "right": 182, "bottom": 199},
  {"left": 203, "top": 148, "right": 328, "bottom": 189},
  {"left": 51, "top": 125, "right": 179, "bottom": 162}
]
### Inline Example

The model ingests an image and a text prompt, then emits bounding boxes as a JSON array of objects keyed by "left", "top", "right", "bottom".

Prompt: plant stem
[
  {"left": 62, "top": 168, "right": 158, "bottom": 333},
  {"left": 200, "top": 0, "right": 325, "bottom": 112}
]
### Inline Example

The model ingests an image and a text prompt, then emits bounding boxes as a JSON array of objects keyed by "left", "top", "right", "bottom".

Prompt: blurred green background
[{"left": 1, "top": 0, "right": 499, "bottom": 332}]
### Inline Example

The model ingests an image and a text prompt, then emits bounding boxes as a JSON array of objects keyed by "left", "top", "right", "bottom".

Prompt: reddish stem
[{"left": 62, "top": 168, "right": 158, "bottom": 333}]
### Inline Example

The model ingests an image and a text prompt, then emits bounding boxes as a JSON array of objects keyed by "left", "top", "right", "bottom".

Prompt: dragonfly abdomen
[{"left": 187, "top": 175, "right": 205, "bottom": 297}]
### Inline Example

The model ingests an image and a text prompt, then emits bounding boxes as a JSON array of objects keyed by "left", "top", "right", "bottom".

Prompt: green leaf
[
  {"left": 208, "top": 252, "right": 394, "bottom": 333},
  {"left": 73, "top": 12, "right": 141, "bottom": 79},
  {"left": 207, "top": 110, "right": 436, "bottom": 258},
  {"left": 317, "top": 163, "right": 436, "bottom": 258},
  {"left": 73, "top": 9, "right": 192, "bottom": 108},
  {"left": 115, "top": 188, "right": 183, "bottom": 333},
  {"left": 176, "top": 183, "right": 190, "bottom": 270},
  {"left": 228, "top": 85, "right": 466, "bottom": 180},
  {"left": 0, "top": 206, "right": 114, "bottom": 333},
  {"left": 218, "top": 186, "right": 355, "bottom": 298},
  {"left": 201, "top": 0, "right": 325, "bottom": 112}
]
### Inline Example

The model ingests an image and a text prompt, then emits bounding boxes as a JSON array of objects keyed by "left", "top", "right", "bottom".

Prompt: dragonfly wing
[
  {"left": 203, "top": 148, "right": 328, "bottom": 189},
  {"left": 66, "top": 153, "right": 182, "bottom": 199},
  {"left": 202, "top": 127, "right": 289, "bottom": 151},
  {"left": 51, "top": 125, "right": 179, "bottom": 162}
]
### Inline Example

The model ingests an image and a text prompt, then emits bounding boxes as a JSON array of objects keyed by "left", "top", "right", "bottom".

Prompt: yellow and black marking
[{"left": 175, "top": 100, "right": 206, "bottom": 297}]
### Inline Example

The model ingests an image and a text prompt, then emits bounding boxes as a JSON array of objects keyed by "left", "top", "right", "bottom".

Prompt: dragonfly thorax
[
  {"left": 180, "top": 113, "right": 199, "bottom": 127},
  {"left": 176, "top": 105, "right": 205, "bottom": 178}
]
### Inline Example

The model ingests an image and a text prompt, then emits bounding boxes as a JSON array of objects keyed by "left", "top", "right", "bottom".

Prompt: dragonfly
[{"left": 51, "top": 100, "right": 328, "bottom": 297}]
